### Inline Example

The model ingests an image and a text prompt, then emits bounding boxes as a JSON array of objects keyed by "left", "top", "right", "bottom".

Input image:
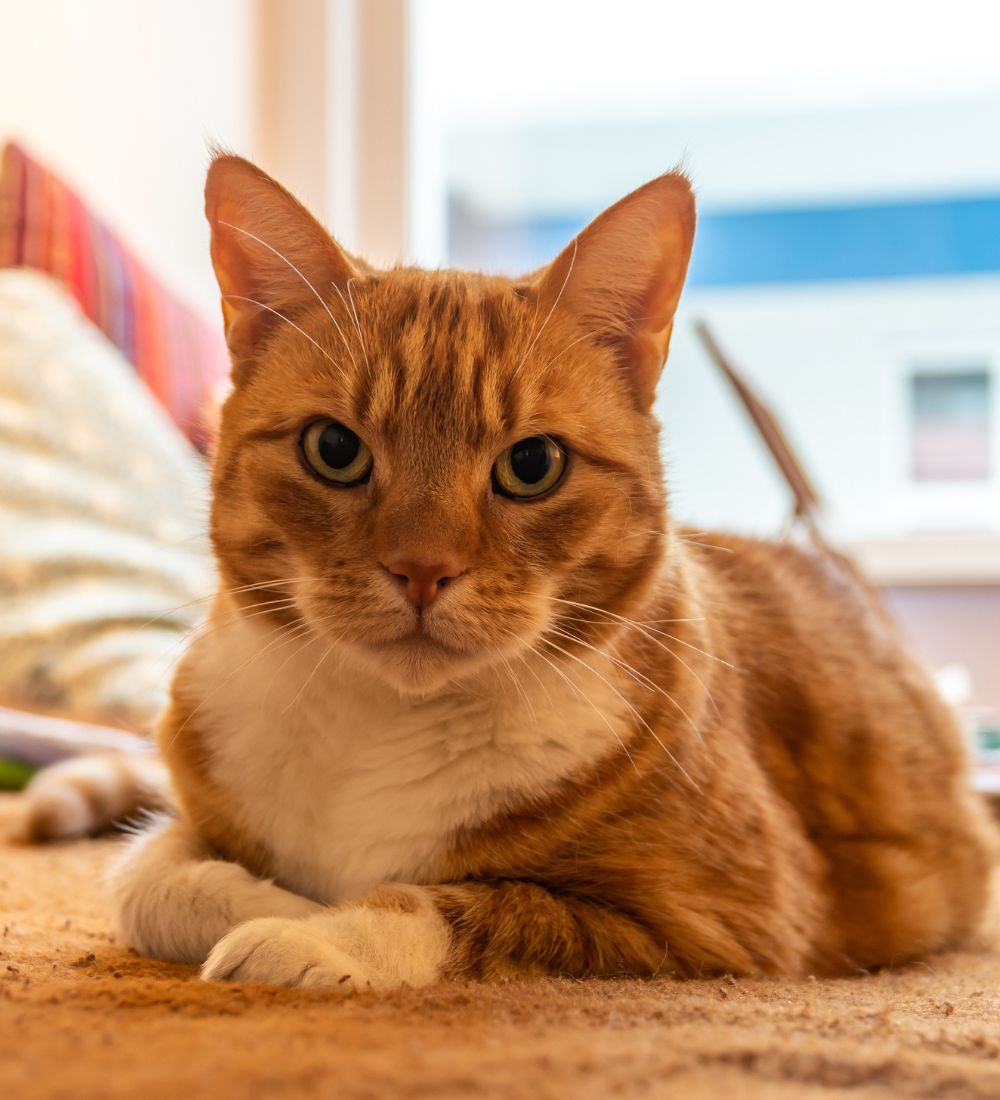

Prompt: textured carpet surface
[{"left": 4, "top": 793, "right": 1000, "bottom": 1100}]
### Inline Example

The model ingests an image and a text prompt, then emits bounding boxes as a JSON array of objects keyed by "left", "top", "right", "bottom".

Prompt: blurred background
[{"left": 0, "top": 0, "right": 997, "bottom": 747}]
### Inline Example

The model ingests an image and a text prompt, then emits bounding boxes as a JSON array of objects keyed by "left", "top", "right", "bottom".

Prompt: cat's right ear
[
  {"left": 205, "top": 154, "right": 357, "bottom": 367},
  {"left": 529, "top": 173, "right": 695, "bottom": 411}
]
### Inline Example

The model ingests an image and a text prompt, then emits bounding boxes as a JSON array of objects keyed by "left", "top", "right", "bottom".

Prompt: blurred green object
[{"left": 0, "top": 755, "right": 37, "bottom": 789}]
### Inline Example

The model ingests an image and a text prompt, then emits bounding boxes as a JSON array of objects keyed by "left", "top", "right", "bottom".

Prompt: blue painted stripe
[
  {"left": 689, "top": 195, "right": 1000, "bottom": 287},
  {"left": 449, "top": 194, "right": 1000, "bottom": 287}
]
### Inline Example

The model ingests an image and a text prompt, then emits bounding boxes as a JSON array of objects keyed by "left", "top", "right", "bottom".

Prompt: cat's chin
[{"left": 342, "top": 634, "right": 492, "bottom": 698}]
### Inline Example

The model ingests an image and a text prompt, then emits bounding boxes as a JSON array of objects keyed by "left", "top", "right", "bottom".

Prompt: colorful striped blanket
[{"left": 0, "top": 142, "right": 229, "bottom": 451}]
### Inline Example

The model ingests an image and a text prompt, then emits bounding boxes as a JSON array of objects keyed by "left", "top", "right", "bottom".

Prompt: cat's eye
[
  {"left": 492, "top": 436, "right": 567, "bottom": 500},
  {"left": 300, "top": 419, "right": 373, "bottom": 485}
]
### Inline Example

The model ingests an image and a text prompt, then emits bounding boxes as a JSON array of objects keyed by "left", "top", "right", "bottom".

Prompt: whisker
[
  {"left": 548, "top": 597, "right": 725, "bottom": 718},
  {"left": 551, "top": 610, "right": 720, "bottom": 719},
  {"left": 221, "top": 295, "right": 340, "bottom": 367},
  {"left": 346, "top": 278, "right": 366, "bottom": 354},
  {"left": 137, "top": 575, "right": 316, "bottom": 639},
  {"left": 261, "top": 622, "right": 325, "bottom": 704},
  {"left": 639, "top": 617, "right": 707, "bottom": 626},
  {"left": 330, "top": 279, "right": 371, "bottom": 383},
  {"left": 549, "top": 596, "right": 735, "bottom": 670},
  {"left": 547, "top": 624, "right": 705, "bottom": 747},
  {"left": 258, "top": 605, "right": 360, "bottom": 708},
  {"left": 558, "top": 610, "right": 705, "bottom": 628},
  {"left": 497, "top": 655, "right": 537, "bottom": 726},
  {"left": 223, "top": 577, "right": 316, "bottom": 594},
  {"left": 160, "top": 614, "right": 311, "bottom": 756},
  {"left": 511, "top": 649, "right": 556, "bottom": 712},
  {"left": 547, "top": 625, "right": 657, "bottom": 692},
  {"left": 677, "top": 535, "right": 734, "bottom": 554},
  {"left": 284, "top": 633, "right": 343, "bottom": 715},
  {"left": 343, "top": 277, "right": 374, "bottom": 383},
  {"left": 160, "top": 600, "right": 361, "bottom": 750},
  {"left": 149, "top": 594, "right": 308, "bottom": 695},
  {"left": 218, "top": 221, "right": 358, "bottom": 370},
  {"left": 539, "top": 637, "right": 701, "bottom": 792},
  {"left": 535, "top": 327, "right": 599, "bottom": 373},
  {"left": 491, "top": 627, "right": 557, "bottom": 714},
  {"left": 648, "top": 629, "right": 735, "bottom": 670},
  {"left": 186, "top": 598, "right": 301, "bottom": 641},
  {"left": 511, "top": 236, "right": 578, "bottom": 379},
  {"left": 522, "top": 641, "right": 640, "bottom": 775}
]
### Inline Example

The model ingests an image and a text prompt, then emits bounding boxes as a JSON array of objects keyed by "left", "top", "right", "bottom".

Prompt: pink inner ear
[
  {"left": 209, "top": 211, "right": 255, "bottom": 300},
  {"left": 625, "top": 327, "right": 673, "bottom": 408},
  {"left": 640, "top": 220, "right": 696, "bottom": 335},
  {"left": 204, "top": 155, "right": 362, "bottom": 366},
  {"left": 529, "top": 174, "right": 695, "bottom": 409}
]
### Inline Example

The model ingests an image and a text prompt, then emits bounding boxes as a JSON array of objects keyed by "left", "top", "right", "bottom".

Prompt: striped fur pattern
[
  {"left": 104, "top": 155, "right": 995, "bottom": 992},
  {"left": 21, "top": 753, "right": 169, "bottom": 842}
]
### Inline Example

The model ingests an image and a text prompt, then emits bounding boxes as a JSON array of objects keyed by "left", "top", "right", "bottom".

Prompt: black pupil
[
  {"left": 510, "top": 437, "right": 550, "bottom": 484},
  {"left": 317, "top": 422, "right": 360, "bottom": 469}
]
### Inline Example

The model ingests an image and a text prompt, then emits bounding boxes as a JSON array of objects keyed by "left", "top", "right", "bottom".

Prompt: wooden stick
[{"left": 693, "top": 319, "right": 824, "bottom": 527}]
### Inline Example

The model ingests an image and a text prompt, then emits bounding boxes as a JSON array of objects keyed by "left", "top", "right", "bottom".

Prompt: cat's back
[
  {"left": 684, "top": 528, "right": 996, "bottom": 966},
  {"left": 684, "top": 526, "right": 913, "bottom": 699},
  {"left": 680, "top": 527, "right": 980, "bottom": 832}
]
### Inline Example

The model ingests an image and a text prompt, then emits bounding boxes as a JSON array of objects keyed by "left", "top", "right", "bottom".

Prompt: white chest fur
[{"left": 183, "top": 618, "right": 630, "bottom": 905}]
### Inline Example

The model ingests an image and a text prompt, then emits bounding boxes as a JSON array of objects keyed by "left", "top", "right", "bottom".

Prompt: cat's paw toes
[{"left": 201, "top": 917, "right": 371, "bottom": 992}]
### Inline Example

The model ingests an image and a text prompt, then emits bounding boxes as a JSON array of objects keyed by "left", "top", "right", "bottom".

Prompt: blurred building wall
[
  {"left": 885, "top": 586, "right": 1000, "bottom": 711},
  {"left": 664, "top": 278, "right": 1000, "bottom": 542},
  {"left": 1, "top": 0, "right": 409, "bottom": 313},
  {"left": 1, "top": 0, "right": 259, "bottom": 315}
]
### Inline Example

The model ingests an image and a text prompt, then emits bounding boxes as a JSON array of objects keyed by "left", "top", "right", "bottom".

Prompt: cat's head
[{"left": 206, "top": 155, "right": 695, "bottom": 695}]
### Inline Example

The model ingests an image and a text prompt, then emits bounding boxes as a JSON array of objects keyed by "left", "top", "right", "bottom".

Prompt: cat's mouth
[
  {"left": 354, "top": 624, "right": 491, "bottom": 695},
  {"left": 368, "top": 630, "right": 467, "bottom": 658}
]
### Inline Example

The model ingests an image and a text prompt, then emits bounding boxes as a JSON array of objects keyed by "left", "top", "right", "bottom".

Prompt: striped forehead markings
[{"left": 350, "top": 282, "right": 522, "bottom": 444}]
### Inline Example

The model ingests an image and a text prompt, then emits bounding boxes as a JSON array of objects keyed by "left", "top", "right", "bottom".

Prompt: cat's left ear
[{"left": 531, "top": 173, "right": 695, "bottom": 410}]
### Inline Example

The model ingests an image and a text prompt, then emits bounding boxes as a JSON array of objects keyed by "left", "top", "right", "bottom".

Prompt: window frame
[{"left": 881, "top": 334, "right": 1000, "bottom": 540}]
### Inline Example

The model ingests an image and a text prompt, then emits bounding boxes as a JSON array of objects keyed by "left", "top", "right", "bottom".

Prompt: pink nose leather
[{"left": 383, "top": 557, "right": 464, "bottom": 610}]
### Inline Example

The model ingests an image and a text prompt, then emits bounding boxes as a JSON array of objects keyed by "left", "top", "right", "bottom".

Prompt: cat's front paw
[{"left": 201, "top": 917, "right": 371, "bottom": 993}]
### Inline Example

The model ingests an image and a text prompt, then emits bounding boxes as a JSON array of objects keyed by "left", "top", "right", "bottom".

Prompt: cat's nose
[{"left": 382, "top": 557, "right": 465, "bottom": 610}]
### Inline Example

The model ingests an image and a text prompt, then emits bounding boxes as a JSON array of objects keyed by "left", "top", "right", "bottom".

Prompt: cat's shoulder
[{"left": 678, "top": 527, "right": 871, "bottom": 603}]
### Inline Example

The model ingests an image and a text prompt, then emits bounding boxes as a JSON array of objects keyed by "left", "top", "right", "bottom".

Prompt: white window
[{"left": 911, "top": 369, "right": 992, "bottom": 481}]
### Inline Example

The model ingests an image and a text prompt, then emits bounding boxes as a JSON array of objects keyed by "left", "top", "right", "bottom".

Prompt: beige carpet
[{"left": 4, "top": 794, "right": 1000, "bottom": 1100}]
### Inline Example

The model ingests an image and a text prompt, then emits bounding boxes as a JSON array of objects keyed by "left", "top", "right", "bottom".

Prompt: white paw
[{"left": 201, "top": 917, "right": 372, "bottom": 993}]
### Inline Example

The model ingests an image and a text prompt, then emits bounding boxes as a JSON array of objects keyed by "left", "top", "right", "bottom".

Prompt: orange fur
[{"left": 137, "top": 155, "right": 998, "bottom": 983}]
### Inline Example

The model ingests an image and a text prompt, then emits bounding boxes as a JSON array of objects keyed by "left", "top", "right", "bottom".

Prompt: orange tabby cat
[{"left": 35, "top": 154, "right": 997, "bottom": 988}]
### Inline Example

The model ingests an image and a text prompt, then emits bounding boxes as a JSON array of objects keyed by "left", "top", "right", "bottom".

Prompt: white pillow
[{"left": 0, "top": 270, "right": 214, "bottom": 730}]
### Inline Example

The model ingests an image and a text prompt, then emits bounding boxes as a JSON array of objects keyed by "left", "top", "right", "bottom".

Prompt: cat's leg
[
  {"left": 201, "top": 880, "right": 662, "bottom": 992},
  {"left": 109, "top": 815, "right": 323, "bottom": 964},
  {"left": 20, "top": 752, "right": 170, "bottom": 841}
]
